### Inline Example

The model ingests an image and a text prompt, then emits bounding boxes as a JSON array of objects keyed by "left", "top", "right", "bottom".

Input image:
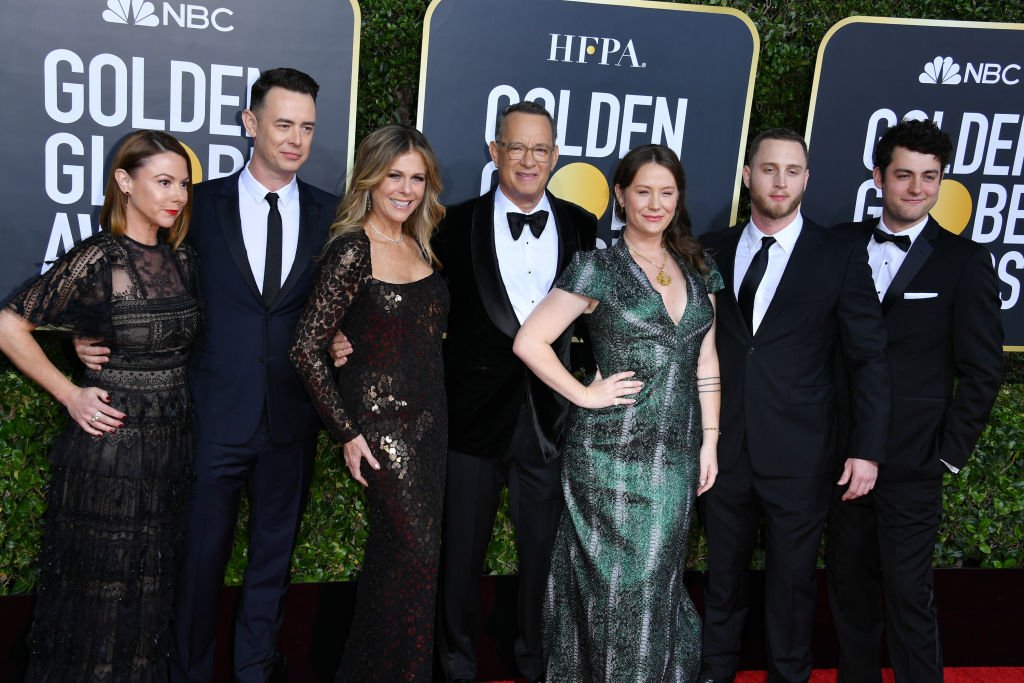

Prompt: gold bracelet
[{"left": 702, "top": 426, "right": 720, "bottom": 433}]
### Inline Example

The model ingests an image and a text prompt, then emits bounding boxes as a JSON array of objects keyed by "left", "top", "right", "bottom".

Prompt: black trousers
[
  {"left": 827, "top": 473, "right": 944, "bottom": 683},
  {"left": 700, "top": 449, "right": 831, "bottom": 683},
  {"left": 170, "top": 415, "right": 315, "bottom": 683},
  {"left": 437, "top": 404, "right": 562, "bottom": 681}
]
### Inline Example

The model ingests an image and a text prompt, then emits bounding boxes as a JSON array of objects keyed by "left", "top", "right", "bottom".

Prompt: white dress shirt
[
  {"left": 866, "top": 216, "right": 928, "bottom": 301},
  {"left": 733, "top": 213, "right": 804, "bottom": 334},
  {"left": 493, "top": 188, "right": 558, "bottom": 323},
  {"left": 238, "top": 166, "right": 301, "bottom": 293}
]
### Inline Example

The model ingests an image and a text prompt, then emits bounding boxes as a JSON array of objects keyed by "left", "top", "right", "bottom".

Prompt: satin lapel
[
  {"left": 277, "top": 181, "right": 321, "bottom": 307},
  {"left": 216, "top": 179, "right": 263, "bottom": 303},
  {"left": 756, "top": 222, "right": 818, "bottom": 338},
  {"left": 882, "top": 217, "right": 937, "bottom": 315},
  {"left": 470, "top": 191, "right": 520, "bottom": 338},
  {"left": 548, "top": 192, "right": 579, "bottom": 275},
  {"left": 713, "top": 227, "right": 749, "bottom": 341}
]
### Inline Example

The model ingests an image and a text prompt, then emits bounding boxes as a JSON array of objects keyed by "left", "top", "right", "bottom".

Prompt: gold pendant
[{"left": 656, "top": 269, "right": 672, "bottom": 286}]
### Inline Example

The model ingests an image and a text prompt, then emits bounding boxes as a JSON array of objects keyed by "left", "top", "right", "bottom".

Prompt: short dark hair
[
  {"left": 495, "top": 100, "right": 557, "bottom": 144},
  {"left": 747, "top": 127, "right": 808, "bottom": 166},
  {"left": 873, "top": 118, "right": 952, "bottom": 174},
  {"left": 250, "top": 67, "right": 319, "bottom": 112}
]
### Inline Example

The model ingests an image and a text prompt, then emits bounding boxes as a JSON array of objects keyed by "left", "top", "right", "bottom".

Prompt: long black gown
[
  {"left": 7, "top": 232, "right": 200, "bottom": 682},
  {"left": 290, "top": 232, "right": 449, "bottom": 682}
]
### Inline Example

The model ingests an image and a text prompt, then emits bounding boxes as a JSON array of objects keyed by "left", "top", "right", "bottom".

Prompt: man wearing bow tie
[
  {"left": 434, "top": 101, "right": 597, "bottom": 683},
  {"left": 828, "top": 119, "right": 1003, "bottom": 682}
]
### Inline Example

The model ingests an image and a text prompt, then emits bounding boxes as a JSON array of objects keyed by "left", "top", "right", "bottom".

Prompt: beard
[{"left": 751, "top": 190, "right": 803, "bottom": 221}]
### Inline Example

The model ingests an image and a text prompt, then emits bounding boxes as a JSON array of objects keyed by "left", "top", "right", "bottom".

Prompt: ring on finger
[
  {"left": 90, "top": 411, "right": 102, "bottom": 422},
  {"left": 613, "top": 398, "right": 620, "bottom": 406}
]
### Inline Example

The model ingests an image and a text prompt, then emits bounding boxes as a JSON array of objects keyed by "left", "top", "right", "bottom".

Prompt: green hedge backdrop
[{"left": 2, "top": 0, "right": 1023, "bottom": 593}]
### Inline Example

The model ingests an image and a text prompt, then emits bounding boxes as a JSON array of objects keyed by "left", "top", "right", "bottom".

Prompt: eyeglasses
[{"left": 495, "top": 141, "right": 553, "bottom": 162}]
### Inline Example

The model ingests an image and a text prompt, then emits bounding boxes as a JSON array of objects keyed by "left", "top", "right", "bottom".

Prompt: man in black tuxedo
[
  {"left": 698, "top": 129, "right": 890, "bottom": 683},
  {"left": 828, "top": 119, "right": 1003, "bottom": 683},
  {"left": 434, "top": 101, "right": 597, "bottom": 683}
]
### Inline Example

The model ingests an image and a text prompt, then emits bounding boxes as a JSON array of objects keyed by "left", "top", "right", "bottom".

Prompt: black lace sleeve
[
  {"left": 290, "top": 233, "right": 372, "bottom": 444},
  {"left": 175, "top": 242, "right": 204, "bottom": 323},
  {"left": 6, "top": 236, "right": 112, "bottom": 337}
]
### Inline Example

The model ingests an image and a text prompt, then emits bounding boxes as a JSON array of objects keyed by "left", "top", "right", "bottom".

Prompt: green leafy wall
[{"left": 3, "top": 0, "right": 1023, "bottom": 592}]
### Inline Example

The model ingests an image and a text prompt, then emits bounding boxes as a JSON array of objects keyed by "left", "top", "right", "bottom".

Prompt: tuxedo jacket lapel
[
  {"left": 882, "top": 218, "right": 937, "bottom": 315},
  {"left": 471, "top": 190, "right": 520, "bottom": 338},
  {"left": 714, "top": 228, "right": 749, "bottom": 341},
  {"left": 548, "top": 191, "right": 579, "bottom": 275},
  {"left": 755, "top": 223, "right": 819, "bottom": 338},
  {"left": 215, "top": 178, "right": 264, "bottom": 303},
  {"left": 277, "top": 181, "right": 323, "bottom": 307}
]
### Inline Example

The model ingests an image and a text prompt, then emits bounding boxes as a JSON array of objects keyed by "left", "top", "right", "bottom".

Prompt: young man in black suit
[
  {"left": 78, "top": 67, "right": 338, "bottom": 682},
  {"left": 698, "top": 129, "right": 890, "bottom": 683},
  {"left": 828, "top": 119, "right": 1003, "bottom": 683},
  {"left": 434, "top": 101, "right": 597, "bottom": 683}
]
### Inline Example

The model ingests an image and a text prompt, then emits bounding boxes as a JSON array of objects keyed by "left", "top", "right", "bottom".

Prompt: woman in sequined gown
[
  {"left": 0, "top": 131, "right": 198, "bottom": 682},
  {"left": 290, "top": 125, "right": 448, "bottom": 682},
  {"left": 514, "top": 144, "right": 723, "bottom": 682}
]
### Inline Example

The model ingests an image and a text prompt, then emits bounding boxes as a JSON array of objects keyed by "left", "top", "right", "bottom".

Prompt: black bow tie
[
  {"left": 507, "top": 210, "right": 549, "bottom": 240},
  {"left": 872, "top": 227, "right": 911, "bottom": 252}
]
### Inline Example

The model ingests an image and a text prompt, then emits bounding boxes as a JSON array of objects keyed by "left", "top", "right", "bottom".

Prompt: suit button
[{"left": 748, "top": 347, "right": 755, "bottom": 355}]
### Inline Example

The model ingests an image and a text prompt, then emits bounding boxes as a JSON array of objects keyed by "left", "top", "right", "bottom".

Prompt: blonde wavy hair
[{"left": 328, "top": 125, "right": 445, "bottom": 266}]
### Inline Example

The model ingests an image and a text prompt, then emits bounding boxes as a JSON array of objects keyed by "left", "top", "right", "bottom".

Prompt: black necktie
[
  {"left": 263, "top": 192, "right": 282, "bottom": 307},
  {"left": 872, "top": 226, "right": 911, "bottom": 252},
  {"left": 507, "top": 210, "right": 549, "bottom": 240},
  {"left": 737, "top": 235, "right": 776, "bottom": 332}
]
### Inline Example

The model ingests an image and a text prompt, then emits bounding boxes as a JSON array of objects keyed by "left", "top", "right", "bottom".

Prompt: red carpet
[
  {"left": 483, "top": 671, "right": 1024, "bottom": 682},
  {"left": 733, "top": 670, "right": 1024, "bottom": 682}
]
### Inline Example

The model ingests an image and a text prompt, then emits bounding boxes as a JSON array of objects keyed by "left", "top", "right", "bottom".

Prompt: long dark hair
[{"left": 613, "top": 144, "right": 707, "bottom": 273}]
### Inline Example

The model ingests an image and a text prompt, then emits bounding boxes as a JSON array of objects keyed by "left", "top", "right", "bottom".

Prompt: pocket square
[{"left": 904, "top": 292, "right": 938, "bottom": 299}]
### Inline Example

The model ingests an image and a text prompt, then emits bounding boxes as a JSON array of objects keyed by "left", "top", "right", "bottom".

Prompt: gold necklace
[
  {"left": 625, "top": 239, "right": 672, "bottom": 286},
  {"left": 368, "top": 220, "right": 404, "bottom": 244}
]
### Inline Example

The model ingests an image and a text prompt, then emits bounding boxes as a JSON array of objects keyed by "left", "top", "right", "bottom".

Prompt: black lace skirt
[{"left": 25, "top": 367, "right": 193, "bottom": 683}]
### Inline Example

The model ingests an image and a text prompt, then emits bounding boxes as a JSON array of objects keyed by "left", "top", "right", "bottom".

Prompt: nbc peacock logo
[
  {"left": 919, "top": 56, "right": 962, "bottom": 85},
  {"left": 102, "top": 0, "right": 159, "bottom": 26}
]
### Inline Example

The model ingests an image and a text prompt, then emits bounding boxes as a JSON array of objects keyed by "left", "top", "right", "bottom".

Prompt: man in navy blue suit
[{"left": 78, "top": 68, "right": 339, "bottom": 682}]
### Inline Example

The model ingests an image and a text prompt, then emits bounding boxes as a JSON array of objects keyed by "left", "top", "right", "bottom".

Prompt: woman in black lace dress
[
  {"left": 291, "top": 125, "right": 448, "bottom": 681},
  {"left": 0, "top": 130, "right": 199, "bottom": 682}
]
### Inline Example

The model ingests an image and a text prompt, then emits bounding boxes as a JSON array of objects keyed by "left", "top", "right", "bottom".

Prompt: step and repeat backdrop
[
  {"left": 0, "top": 0, "right": 359, "bottom": 299},
  {"left": 0, "top": 1, "right": 1019, "bottom": 347},
  {"left": 418, "top": 0, "right": 759, "bottom": 248}
]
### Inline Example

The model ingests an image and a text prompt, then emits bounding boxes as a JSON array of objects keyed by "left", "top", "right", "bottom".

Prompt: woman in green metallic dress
[{"left": 513, "top": 144, "right": 722, "bottom": 682}]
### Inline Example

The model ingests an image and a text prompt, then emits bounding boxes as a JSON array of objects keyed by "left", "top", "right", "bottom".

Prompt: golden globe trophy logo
[
  {"left": 803, "top": 17, "right": 1024, "bottom": 349},
  {"left": 419, "top": 0, "right": 758, "bottom": 247}
]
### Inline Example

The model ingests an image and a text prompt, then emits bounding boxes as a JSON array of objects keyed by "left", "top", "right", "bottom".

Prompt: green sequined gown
[{"left": 543, "top": 239, "right": 723, "bottom": 682}]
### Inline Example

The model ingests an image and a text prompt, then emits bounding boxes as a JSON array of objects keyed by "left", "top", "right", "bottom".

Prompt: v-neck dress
[
  {"left": 7, "top": 231, "right": 201, "bottom": 682},
  {"left": 543, "top": 238, "right": 723, "bottom": 682},
  {"left": 289, "top": 231, "right": 449, "bottom": 682}
]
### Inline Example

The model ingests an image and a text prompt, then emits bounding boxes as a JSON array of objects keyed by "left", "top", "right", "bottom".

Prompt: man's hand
[
  {"left": 74, "top": 336, "right": 111, "bottom": 371},
  {"left": 837, "top": 457, "right": 879, "bottom": 501},
  {"left": 329, "top": 331, "right": 353, "bottom": 367}
]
